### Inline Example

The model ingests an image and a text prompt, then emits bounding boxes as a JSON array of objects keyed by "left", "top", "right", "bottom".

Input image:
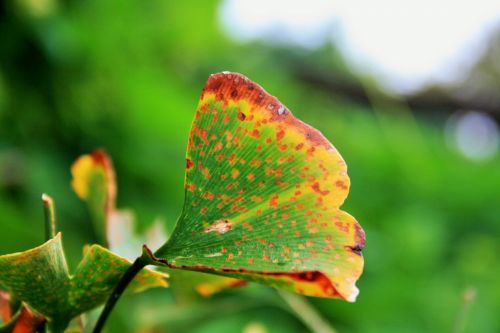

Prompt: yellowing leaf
[
  {"left": 71, "top": 150, "right": 116, "bottom": 245},
  {"left": 71, "top": 150, "right": 168, "bottom": 260},
  {"left": 153, "top": 72, "right": 365, "bottom": 301}
]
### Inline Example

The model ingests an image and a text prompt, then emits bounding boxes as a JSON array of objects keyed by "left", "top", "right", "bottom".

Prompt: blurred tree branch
[{"left": 292, "top": 66, "right": 500, "bottom": 119}]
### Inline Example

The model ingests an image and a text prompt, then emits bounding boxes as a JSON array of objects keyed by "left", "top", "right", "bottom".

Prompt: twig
[
  {"left": 452, "top": 287, "right": 477, "bottom": 333},
  {"left": 92, "top": 256, "right": 147, "bottom": 333},
  {"left": 277, "top": 290, "right": 337, "bottom": 333}
]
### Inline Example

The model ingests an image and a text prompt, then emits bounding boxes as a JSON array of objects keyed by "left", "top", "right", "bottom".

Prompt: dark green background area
[{"left": 0, "top": 1, "right": 498, "bottom": 332}]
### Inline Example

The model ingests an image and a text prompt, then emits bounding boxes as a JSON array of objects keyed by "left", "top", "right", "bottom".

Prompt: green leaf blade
[
  {"left": 0, "top": 233, "right": 69, "bottom": 320},
  {"left": 68, "top": 245, "right": 168, "bottom": 317},
  {"left": 0, "top": 233, "right": 168, "bottom": 325},
  {"left": 71, "top": 150, "right": 116, "bottom": 246}
]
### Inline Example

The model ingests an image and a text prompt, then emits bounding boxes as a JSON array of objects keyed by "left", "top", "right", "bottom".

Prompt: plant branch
[
  {"left": 42, "top": 194, "right": 56, "bottom": 241},
  {"left": 277, "top": 290, "right": 337, "bottom": 333},
  {"left": 452, "top": 287, "right": 477, "bottom": 333},
  {"left": 92, "top": 256, "right": 148, "bottom": 333}
]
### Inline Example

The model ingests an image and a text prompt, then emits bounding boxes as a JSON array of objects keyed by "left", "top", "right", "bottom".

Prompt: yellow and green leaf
[
  {"left": 71, "top": 150, "right": 168, "bottom": 261},
  {"left": 154, "top": 72, "right": 365, "bottom": 301},
  {"left": 71, "top": 150, "right": 116, "bottom": 246}
]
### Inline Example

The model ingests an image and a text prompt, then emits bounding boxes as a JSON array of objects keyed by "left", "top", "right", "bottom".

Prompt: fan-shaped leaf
[
  {"left": 71, "top": 150, "right": 116, "bottom": 246},
  {"left": 153, "top": 72, "right": 365, "bottom": 301},
  {"left": 71, "top": 150, "right": 168, "bottom": 260}
]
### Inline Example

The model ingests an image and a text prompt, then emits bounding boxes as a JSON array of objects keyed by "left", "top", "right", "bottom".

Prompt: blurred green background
[{"left": 1, "top": 1, "right": 499, "bottom": 332}]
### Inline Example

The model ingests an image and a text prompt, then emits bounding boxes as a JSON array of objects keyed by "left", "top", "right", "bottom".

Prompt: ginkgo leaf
[
  {"left": 71, "top": 150, "right": 116, "bottom": 246},
  {"left": 0, "top": 304, "right": 45, "bottom": 333},
  {"left": 71, "top": 150, "right": 168, "bottom": 260},
  {"left": 152, "top": 72, "right": 365, "bottom": 302},
  {"left": 0, "top": 233, "right": 168, "bottom": 330},
  {"left": 0, "top": 291, "right": 12, "bottom": 325}
]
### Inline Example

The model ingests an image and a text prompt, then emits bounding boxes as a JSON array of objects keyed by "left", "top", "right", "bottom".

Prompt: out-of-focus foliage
[{"left": 0, "top": 0, "right": 498, "bottom": 332}]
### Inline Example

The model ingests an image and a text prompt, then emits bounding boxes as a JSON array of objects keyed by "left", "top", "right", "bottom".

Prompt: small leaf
[
  {"left": 0, "top": 233, "right": 168, "bottom": 328},
  {"left": 0, "top": 303, "right": 45, "bottom": 333},
  {"left": 71, "top": 150, "right": 168, "bottom": 260},
  {"left": 0, "top": 291, "right": 12, "bottom": 325},
  {"left": 7, "top": 305, "right": 45, "bottom": 333},
  {"left": 0, "top": 234, "right": 69, "bottom": 321},
  {"left": 68, "top": 244, "right": 168, "bottom": 317},
  {"left": 71, "top": 150, "right": 116, "bottom": 246},
  {"left": 154, "top": 72, "right": 365, "bottom": 301}
]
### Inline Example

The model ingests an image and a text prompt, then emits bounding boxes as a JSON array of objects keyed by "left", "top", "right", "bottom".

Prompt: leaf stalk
[
  {"left": 92, "top": 253, "right": 148, "bottom": 333},
  {"left": 42, "top": 194, "right": 56, "bottom": 241}
]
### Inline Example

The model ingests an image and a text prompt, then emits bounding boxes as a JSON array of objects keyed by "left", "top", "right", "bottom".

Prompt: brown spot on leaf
[
  {"left": 237, "top": 111, "right": 246, "bottom": 121},
  {"left": 346, "top": 244, "right": 364, "bottom": 256},
  {"left": 269, "top": 194, "right": 279, "bottom": 208},
  {"left": 214, "top": 142, "right": 223, "bottom": 151},
  {"left": 203, "top": 192, "right": 214, "bottom": 200},
  {"left": 186, "top": 158, "right": 194, "bottom": 170},
  {"left": 347, "top": 222, "right": 366, "bottom": 256},
  {"left": 197, "top": 128, "right": 208, "bottom": 144},
  {"left": 250, "top": 159, "right": 261, "bottom": 167},
  {"left": 276, "top": 129, "right": 285, "bottom": 141},
  {"left": 251, "top": 195, "right": 262, "bottom": 202},
  {"left": 336, "top": 180, "right": 348, "bottom": 190},
  {"left": 204, "top": 219, "right": 233, "bottom": 235},
  {"left": 312, "top": 182, "right": 330, "bottom": 196}
]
